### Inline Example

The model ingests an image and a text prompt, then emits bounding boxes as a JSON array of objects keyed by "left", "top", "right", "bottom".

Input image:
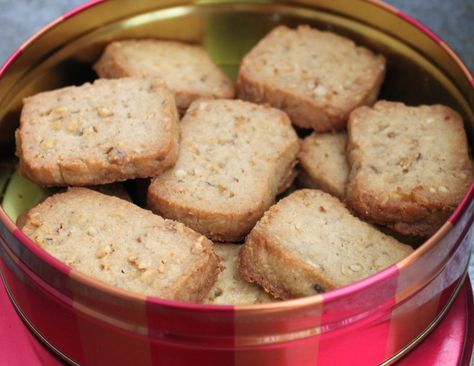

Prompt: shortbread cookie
[
  {"left": 205, "top": 244, "right": 274, "bottom": 305},
  {"left": 148, "top": 99, "right": 299, "bottom": 242},
  {"left": 298, "top": 132, "right": 348, "bottom": 198},
  {"left": 237, "top": 25, "right": 385, "bottom": 132},
  {"left": 94, "top": 39, "right": 234, "bottom": 112},
  {"left": 18, "top": 188, "right": 221, "bottom": 302},
  {"left": 16, "top": 78, "right": 179, "bottom": 186},
  {"left": 239, "top": 189, "right": 413, "bottom": 299},
  {"left": 346, "top": 101, "right": 473, "bottom": 236}
]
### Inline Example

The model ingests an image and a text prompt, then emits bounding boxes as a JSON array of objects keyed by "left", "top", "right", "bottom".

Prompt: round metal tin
[
  {"left": 0, "top": 1, "right": 473, "bottom": 365},
  {"left": 1, "top": 273, "right": 473, "bottom": 365}
]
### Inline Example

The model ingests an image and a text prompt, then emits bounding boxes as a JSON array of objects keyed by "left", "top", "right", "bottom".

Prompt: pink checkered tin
[{"left": 0, "top": 1, "right": 473, "bottom": 365}]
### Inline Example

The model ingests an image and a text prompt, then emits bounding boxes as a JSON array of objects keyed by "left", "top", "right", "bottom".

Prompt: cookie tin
[
  {"left": 1, "top": 271, "right": 472, "bottom": 365},
  {"left": 0, "top": 0, "right": 473, "bottom": 365}
]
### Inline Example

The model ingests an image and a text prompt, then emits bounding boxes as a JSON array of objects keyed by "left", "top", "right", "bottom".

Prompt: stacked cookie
[{"left": 15, "top": 26, "right": 472, "bottom": 303}]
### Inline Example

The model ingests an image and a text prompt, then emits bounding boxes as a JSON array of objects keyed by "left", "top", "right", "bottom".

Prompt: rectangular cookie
[
  {"left": 17, "top": 188, "right": 221, "bottom": 302},
  {"left": 94, "top": 39, "right": 234, "bottom": 112},
  {"left": 237, "top": 25, "right": 385, "bottom": 132},
  {"left": 205, "top": 244, "right": 274, "bottom": 305},
  {"left": 239, "top": 189, "right": 413, "bottom": 299},
  {"left": 346, "top": 101, "right": 473, "bottom": 236},
  {"left": 148, "top": 99, "right": 299, "bottom": 242},
  {"left": 298, "top": 132, "right": 349, "bottom": 198},
  {"left": 16, "top": 78, "right": 179, "bottom": 186}
]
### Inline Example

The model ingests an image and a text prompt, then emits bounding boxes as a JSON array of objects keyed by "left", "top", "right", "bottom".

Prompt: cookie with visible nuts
[
  {"left": 147, "top": 99, "right": 299, "bottom": 242},
  {"left": 239, "top": 189, "right": 413, "bottom": 299},
  {"left": 17, "top": 188, "right": 221, "bottom": 302},
  {"left": 205, "top": 244, "right": 274, "bottom": 305},
  {"left": 298, "top": 132, "right": 349, "bottom": 199},
  {"left": 237, "top": 25, "right": 385, "bottom": 132},
  {"left": 346, "top": 101, "right": 473, "bottom": 236},
  {"left": 16, "top": 78, "right": 179, "bottom": 186},
  {"left": 94, "top": 39, "right": 234, "bottom": 113}
]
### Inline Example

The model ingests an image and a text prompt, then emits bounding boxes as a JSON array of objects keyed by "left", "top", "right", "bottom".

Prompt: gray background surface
[{"left": 0, "top": 0, "right": 473, "bottom": 285}]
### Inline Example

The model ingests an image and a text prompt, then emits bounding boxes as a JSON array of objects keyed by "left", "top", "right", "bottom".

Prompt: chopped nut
[
  {"left": 313, "top": 85, "right": 327, "bottom": 97},
  {"left": 438, "top": 186, "right": 448, "bottom": 193},
  {"left": 41, "top": 108, "right": 53, "bottom": 116},
  {"left": 43, "top": 140, "right": 55, "bottom": 150},
  {"left": 217, "top": 183, "right": 227, "bottom": 193},
  {"left": 128, "top": 256, "right": 149, "bottom": 271},
  {"left": 106, "top": 147, "right": 127, "bottom": 164},
  {"left": 192, "top": 237, "right": 204, "bottom": 253},
  {"left": 53, "top": 106, "right": 68, "bottom": 114},
  {"left": 86, "top": 226, "right": 97, "bottom": 236},
  {"left": 83, "top": 126, "right": 96, "bottom": 134},
  {"left": 175, "top": 169, "right": 187, "bottom": 178},
  {"left": 52, "top": 120, "right": 62, "bottom": 131},
  {"left": 29, "top": 219, "right": 42, "bottom": 228},
  {"left": 350, "top": 263, "right": 363, "bottom": 272},
  {"left": 341, "top": 264, "right": 352, "bottom": 276},
  {"left": 65, "top": 257, "right": 77, "bottom": 266},
  {"left": 96, "top": 245, "right": 112, "bottom": 259},
  {"left": 96, "top": 107, "right": 114, "bottom": 117},
  {"left": 137, "top": 261, "right": 149, "bottom": 271},
  {"left": 429, "top": 187, "right": 436, "bottom": 193},
  {"left": 128, "top": 256, "right": 137, "bottom": 263},
  {"left": 66, "top": 121, "right": 79, "bottom": 133},
  {"left": 141, "top": 269, "right": 155, "bottom": 281}
]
